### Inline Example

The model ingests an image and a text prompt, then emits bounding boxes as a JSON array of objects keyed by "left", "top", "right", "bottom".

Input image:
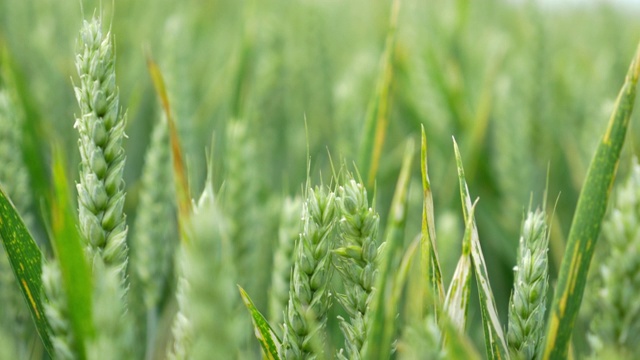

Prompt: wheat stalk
[
  {"left": 507, "top": 207, "right": 549, "bottom": 360},
  {"left": 333, "top": 178, "right": 381, "bottom": 359},
  {"left": 74, "top": 16, "right": 128, "bottom": 276},
  {"left": 281, "top": 185, "right": 338, "bottom": 359}
]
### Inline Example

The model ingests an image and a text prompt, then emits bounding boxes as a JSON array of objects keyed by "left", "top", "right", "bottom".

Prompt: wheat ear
[
  {"left": 281, "top": 185, "right": 338, "bottom": 359},
  {"left": 507, "top": 207, "right": 549, "bottom": 360},
  {"left": 333, "top": 178, "right": 381, "bottom": 359},
  {"left": 74, "top": 17, "right": 128, "bottom": 277}
]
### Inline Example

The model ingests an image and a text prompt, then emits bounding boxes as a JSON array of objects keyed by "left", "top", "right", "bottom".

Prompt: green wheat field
[{"left": 1, "top": 0, "right": 640, "bottom": 359}]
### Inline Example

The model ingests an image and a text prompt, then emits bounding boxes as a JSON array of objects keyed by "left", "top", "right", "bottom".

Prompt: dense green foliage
[{"left": 1, "top": 0, "right": 640, "bottom": 359}]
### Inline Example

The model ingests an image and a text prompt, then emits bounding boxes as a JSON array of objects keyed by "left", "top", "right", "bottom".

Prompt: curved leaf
[
  {"left": 238, "top": 286, "right": 281, "bottom": 360},
  {"left": 0, "top": 187, "right": 52, "bottom": 355},
  {"left": 454, "top": 139, "right": 509, "bottom": 360}
]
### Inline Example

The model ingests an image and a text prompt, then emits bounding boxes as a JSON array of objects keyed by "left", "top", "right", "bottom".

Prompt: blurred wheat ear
[{"left": 585, "top": 157, "right": 640, "bottom": 357}]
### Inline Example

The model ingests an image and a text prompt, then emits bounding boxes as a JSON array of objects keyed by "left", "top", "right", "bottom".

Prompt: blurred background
[{"left": 1, "top": 0, "right": 639, "bottom": 356}]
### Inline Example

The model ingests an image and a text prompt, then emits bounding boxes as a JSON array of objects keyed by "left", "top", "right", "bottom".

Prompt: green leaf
[
  {"left": 443, "top": 199, "right": 476, "bottom": 333},
  {"left": 238, "top": 286, "right": 281, "bottom": 360},
  {"left": 363, "top": 138, "right": 413, "bottom": 360},
  {"left": 420, "top": 125, "right": 445, "bottom": 314},
  {"left": 358, "top": 0, "right": 401, "bottom": 188},
  {"left": 49, "top": 146, "right": 94, "bottom": 359},
  {"left": 453, "top": 139, "right": 510, "bottom": 360},
  {"left": 0, "top": 189, "right": 53, "bottom": 355},
  {"left": 542, "top": 43, "right": 640, "bottom": 360},
  {"left": 146, "top": 54, "right": 191, "bottom": 240}
]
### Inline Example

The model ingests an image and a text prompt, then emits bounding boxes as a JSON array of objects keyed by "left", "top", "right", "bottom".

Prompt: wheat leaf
[
  {"left": 0, "top": 188, "right": 53, "bottom": 355},
  {"left": 443, "top": 199, "right": 477, "bottom": 333},
  {"left": 363, "top": 138, "right": 414, "bottom": 360},
  {"left": 421, "top": 125, "right": 445, "bottom": 313},
  {"left": 453, "top": 138, "right": 510, "bottom": 360},
  {"left": 542, "top": 42, "right": 640, "bottom": 360},
  {"left": 359, "top": 0, "right": 401, "bottom": 187},
  {"left": 146, "top": 54, "right": 191, "bottom": 240},
  {"left": 239, "top": 286, "right": 281, "bottom": 360},
  {"left": 49, "top": 146, "right": 94, "bottom": 359}
]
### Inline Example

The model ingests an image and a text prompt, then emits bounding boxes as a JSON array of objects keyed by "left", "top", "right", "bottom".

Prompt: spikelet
[
  {"left": 507, "top": 208, "right": 549, "bottom": 360},
  {"left": 281, "top": 185, "right": 338, "bottom": 359},
  {"left": 333, "top": 178, "right": 381, "bottom": 359},
  {"left": 73, "top": 17, "right": 128, "bottom": 277}
]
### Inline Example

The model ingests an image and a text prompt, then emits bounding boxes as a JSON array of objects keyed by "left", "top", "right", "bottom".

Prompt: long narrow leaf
[
  {"left": 238, "top": 286, "right": 281, "bottom": 360},
  {"left": 420, "top": 125, "right": 445, "bottom": 314},
  {"left": 453, "top": 139, "right": 510, "bottom": 360},
  {"left": 542, "top": 42, "right": 640, "bottom": 360},
  {"left": 146, "top": 55, "right": 191, "bottom": 240},
  {"left": 443, "top": 199, "right": 477, "bottom": 332},
  {"left": 49, "top": 146, "right": 94, "bottom": 359},
  {"left": 0, "top": 189, "right": 52, "bottom": 354},
  {"left": 359, "top": 0, "right": 401, "bottom": 188},
  {"left": 363, "top": 138, "right": 414, "bottom": 360}
]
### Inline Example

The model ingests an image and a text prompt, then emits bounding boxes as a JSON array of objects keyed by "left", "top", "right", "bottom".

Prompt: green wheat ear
[
  {"left": 281, "top": 185, "right": 338, "bottom": 359},
  {"left": 168, "top": 179, "right": 242, "bottom": 360},
  {"left": 74, "top": 16, "right": 128, "bottom": 277},
  {"left": 333, "top": 177, "right": 381, "bottom": 360},
  {"left": 587, "top": 157, "right": 640, "bottom": 357},
  {"left": 508, "top": 207, "right": 549, "bottom": 360}
]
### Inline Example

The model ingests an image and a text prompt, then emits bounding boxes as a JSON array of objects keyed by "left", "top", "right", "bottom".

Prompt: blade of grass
[
  {"left": 49, "top": 145, "right": 94, "bottom": 360},
  {"left": 146, "top": 54, "right": 191, "bottom": 239},
  {"left": 542, "top": 42, "right": 640, "bottom": 360},
  {"left": 238, "top": 286, "right": 281, "bottom": 360},
  {"left": 443, "top": 199, "right": 477, "bottom": 332},
  {"left": 359, "top": 0, "right": 401, "bottom": 188},
  {"left": 453, "top": 138, "right": 509, "bottom": 360},
  {"left": 0, "top": 189, "right": 52, "bottom": 355},
  {"left": 420, "top": 125, "right": 445, "bottom": 315},
  {"left": 362, "top": 138, "right": 413, "bottom": 360}
]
